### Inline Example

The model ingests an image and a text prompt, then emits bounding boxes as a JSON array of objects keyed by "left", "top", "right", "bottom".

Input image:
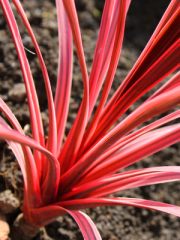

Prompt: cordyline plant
[{"left": 0, "top": 0, "right": 180, "bottom": 239}]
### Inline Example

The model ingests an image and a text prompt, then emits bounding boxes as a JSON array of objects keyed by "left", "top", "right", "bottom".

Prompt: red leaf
[
  {"left": 55, "top": 0, "right": 73, "bottom": 154},
  {"left": 29, "top": 206, "right": 102, "bottom": 240}
]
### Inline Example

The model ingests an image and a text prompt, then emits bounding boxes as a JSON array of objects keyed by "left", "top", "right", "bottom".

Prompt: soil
[{"left": 0, "top": 0, "right": 180, "bottom": 240}]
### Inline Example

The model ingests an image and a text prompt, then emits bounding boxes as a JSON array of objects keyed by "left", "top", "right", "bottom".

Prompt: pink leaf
[
  {"left": 59, "top": 85, "right": 180, "bottom": 193},
  {"left": 58, "top": 0, "right": 89, "bottom": 173},
  {"left": 11, "top": 0, "right": 57, "bottom": 160},
  {"left": 0, "top": 125, "right": 60, "bottom": 206},
  {"left": 58, "top": 198, "right": 180, "bottom": 218},
  {"left": 81, "top": 0, "right": 129, "bottom": 153},
  {"left": 83, "top": 124, "right": 180, "bottom": 183},
  {"left": 60, "top": 166, "right": 180, "bottom": 200},
  {"left": 55, "top": 0, "right": 73, "bottom": 154},
  {"left": 0, "top": 0, "right": 44, "bottom": 174},
  {"left": 29, "top": 206, "right": 101, "bottom": 240},
  {"left": 90, "top": 38, "right": 180, "bottom": 145}
]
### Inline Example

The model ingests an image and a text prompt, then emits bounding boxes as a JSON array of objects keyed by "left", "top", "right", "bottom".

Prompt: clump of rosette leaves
[{"left": 0, "top": 0, "right": 180, "bottom": 239}]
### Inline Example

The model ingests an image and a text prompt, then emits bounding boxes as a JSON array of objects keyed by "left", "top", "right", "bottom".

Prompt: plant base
[{"left": 11, "top": 213, "right": 40, "bottom": 240}]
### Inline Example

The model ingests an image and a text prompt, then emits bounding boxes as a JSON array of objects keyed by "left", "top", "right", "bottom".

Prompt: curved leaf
[
  {"left": 83, "top": 124, "right": 180, "bottom": 183},
  {"left": 59, "top": 166, "right": 180, "bottom": 200},
  {"left": 0, "top": 125, "right": 60, "bottom": 206},
  {"left": 81, "top": 0, "right": 128, "bottom": 153},
  {"left": 102, "top": 0, "right": 180, "bottom": 120},
  {"left": 0, "top": 0, "right": 44, "bottom": 174},
  {"left": 58, "top": 197, "right": 180, "bottom": 218},
  {"left": 29, "top": 206, "right": 101, "bottom": 240},
  {"left": 0, "top": 101, "right": 42, "bottom": 210},
  {"left": 90, "top": 39, "right": 180, "bottom": 144},
  {"left": 59, "top": 85, "right": 180, "bottom": 194},
  {"left": 11, "top": 0, "right": 57, "bottom": 159}
]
